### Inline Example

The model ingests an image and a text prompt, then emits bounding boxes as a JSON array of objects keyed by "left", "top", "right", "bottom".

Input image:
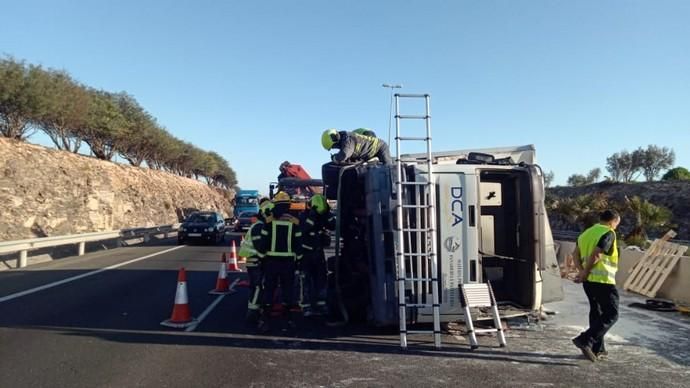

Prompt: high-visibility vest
[
  {"left": 261, "top": 220, "right": 300, "bottom": 258},
  {"left": 239, "top": 222, "right": 264, "bottom": 267},
  {"left": 577, "top": 224, "right": 618, "bottom": 285}
]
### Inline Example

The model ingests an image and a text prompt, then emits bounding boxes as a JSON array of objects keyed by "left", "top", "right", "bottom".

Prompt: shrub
[{"left": 661, "top": 167, "right": 690, "bottom": 181}]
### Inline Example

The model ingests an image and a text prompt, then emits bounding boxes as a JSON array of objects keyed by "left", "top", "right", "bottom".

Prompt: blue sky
[{"left": 2, "top": 1, "right": 689, "bottom": 193}]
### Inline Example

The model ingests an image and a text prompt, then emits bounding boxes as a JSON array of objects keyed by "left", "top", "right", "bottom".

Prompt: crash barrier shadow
[
  {"left": 0, "top": 266, "right": 581, "bottom": 367},
  {"left": 20, "top": 324, "right": 579, "bottom": 367},
  {"left": 2, "top": 266, "right": 687, "bottom": 367},
  {"left": 0, "top": 224, "right": 181, "bottom": 271}
]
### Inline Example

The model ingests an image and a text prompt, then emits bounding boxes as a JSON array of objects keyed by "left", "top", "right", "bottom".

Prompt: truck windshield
[{"left": 237, "top": 197, "right": 258, "bottom": 205}]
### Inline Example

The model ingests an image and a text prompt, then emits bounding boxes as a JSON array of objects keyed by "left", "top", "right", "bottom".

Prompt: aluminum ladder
[
  {"left": 459, "top": 282, "right": 507, "bottom": 350},
  {"left": 393, "top": 93, "right": 441, "bottom": 349}
]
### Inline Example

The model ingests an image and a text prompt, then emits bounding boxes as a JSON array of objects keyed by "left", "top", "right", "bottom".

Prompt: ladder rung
[
  {"left": 395, "top": 93, "right": 429, "bottom": 98},
  {"left": 402, "top": 228, "right": 435, "bottom": 232},
  {"left": 396, "top": 136, "right": 429, "bottom": 141},
  {"left": 395, "top": 158, "right": 425, "bottom": 163},
  {"left": 395, "top": 115, "right": 430, "bottom": 120},
  {"left": 473, "top": 329, "right": 499, "bottom": 334},
  {"left": 396, "top": 252, "right": 431, "bottom": 257},
  {"left": 402, "top": 303, "right": 439, "bottom": 308},
  {"left": 399, "top": 204, "right": 430, "bottom": 209},
  {"left": 399, "top": 277, "right": 438, "bottom": 282},
  {"left": 405, "top": 330, "right": 441, "bottom": 334},
  {"left": 395, "top": 181, "right": 429, "bottom": 186}
]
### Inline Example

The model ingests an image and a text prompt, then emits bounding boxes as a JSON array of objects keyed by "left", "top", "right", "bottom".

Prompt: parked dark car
[
  {"left": 234, "top": 211, "right": 258, "bottom": 232},
  {"left": 178, "top": 211, "right": 226, "bottom": 245}
]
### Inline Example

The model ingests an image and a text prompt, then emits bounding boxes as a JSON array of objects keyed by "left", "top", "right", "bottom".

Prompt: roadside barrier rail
[
  {"left": 552, "top": 230, "right": 689, "bottom": 247},
  {"left": 0, "top": 224, "right": 179, "bottom": 269}
]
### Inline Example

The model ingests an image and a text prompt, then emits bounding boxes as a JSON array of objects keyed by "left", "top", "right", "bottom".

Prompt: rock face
[
  {"left": 0, "top": 138, "right": 232, "bottom": 241},
  {"left": 548, "top": 181, "right": 690, "bottom": 240}
]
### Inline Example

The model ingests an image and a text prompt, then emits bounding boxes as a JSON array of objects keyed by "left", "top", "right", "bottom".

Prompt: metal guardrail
[
  {"left": 552, "top": 230, "right": 690, "bottom": 247},
  {"left": 0, "top": 224, "right": 179, "bottom": 269}
]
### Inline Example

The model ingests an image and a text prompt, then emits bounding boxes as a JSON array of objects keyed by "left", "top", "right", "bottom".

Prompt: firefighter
[
  {"left": 321, "top": 128, "right": 392, "bottom": 165},
  {"left": 254, "top": 191, "right": 303, "bottom": 331},
  {"left": 238, "top": 198, "right": 273, "bottom": 324},
  {"left": 353, "top": 127, "right": 377, "bottom": 137},
  {"left": 298, "top": 194, "right": 336, "bottom": 317}
]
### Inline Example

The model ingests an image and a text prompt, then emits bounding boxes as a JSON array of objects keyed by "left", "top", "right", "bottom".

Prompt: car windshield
[
  {"left": 187, "top": 213, "right": 215, "bottom": 223},
  {"left": 239, "top": 212, "right": 256, "bottom": 218}
]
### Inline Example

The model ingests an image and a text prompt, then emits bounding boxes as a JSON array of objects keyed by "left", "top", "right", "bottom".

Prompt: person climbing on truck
[{"left": 321, "top": 128, "right": 392, "bottom": 165}]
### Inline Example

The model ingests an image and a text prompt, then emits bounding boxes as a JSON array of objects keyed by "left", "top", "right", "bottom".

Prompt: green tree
[
  {"left": 75, "top": 89, "right": 126, "bottom": 160},
  {"left": 33, "top": 69, "right": 89, "bottom": 152},
  {"left": 606, "top": 150, "right": 643, "bottom": 182},
  {"left": 543, "top": 170, "right": 555, "bottom": 188},
  {"left": 0, "top": 58, "right": 44, "bottom": 139},
  {"left": 112, "top": 92, "right": 160, "bottom": 166},
  {"left": 639, "top": 145, "right": 675, "bottom": 182},
  {"left": 661, "top": 167, "right": 690, "bottom": 181},
  {"left": 624, "top": 196, "right": 672, "bottom": 243},
  {"left": 566, "top": 168, "right": 600, "bottom": 187}
]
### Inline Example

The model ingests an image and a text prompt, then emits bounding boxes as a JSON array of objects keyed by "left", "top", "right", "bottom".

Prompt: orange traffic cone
[
  {"left": 161, "top": 268, "right": 197, "bottom": 328},
  {"left": 227, "top": 242, "right": 242, "bottom": 272},
  {"left": 209, "top": 254, "right": 232, "bottom": 294},
  {"left": 237, "top": 237, "right": 246, "bottom": 263}
]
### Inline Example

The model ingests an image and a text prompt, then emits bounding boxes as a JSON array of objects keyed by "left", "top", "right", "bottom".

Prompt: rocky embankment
[
  {"left": 548, "top": 181, "right": 690, "bottom": 240},
  {"left": 0, "top": 138, "right": 232, "bottom": 241}
]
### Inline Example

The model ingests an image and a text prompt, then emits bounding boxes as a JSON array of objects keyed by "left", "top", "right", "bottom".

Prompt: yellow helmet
[
  {"left": 273, "top": 191, "right": 291, "bottom": 204},
  {"left": 259, "top": 200, "right": 274, "bottom": 218},
  {"left": 310, "top": 194, "right": 328, "bottom": 214},
  {"left": 321, "top": 129, "right": 339, "bottom": 150}
]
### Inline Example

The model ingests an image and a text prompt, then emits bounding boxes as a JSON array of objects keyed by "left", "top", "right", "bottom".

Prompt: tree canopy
[{"left": 0, "top": 56, "right": 237, "bottom": 189}]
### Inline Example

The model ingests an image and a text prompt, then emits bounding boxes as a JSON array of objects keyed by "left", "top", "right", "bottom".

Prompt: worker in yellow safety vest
[
  {"left": 239, "top": 198, "right": 274, "bottom": 324},
  {"left": 571, "top": 209, "right": 621, "bottom": 362},
  {"left": 321, "top": 128, "right": 392, "bottom": 165}
]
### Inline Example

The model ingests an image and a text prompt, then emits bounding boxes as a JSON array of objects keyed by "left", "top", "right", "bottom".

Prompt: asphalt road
[{"left": 1, "top": 237, "right": 689, "bottom": 387}]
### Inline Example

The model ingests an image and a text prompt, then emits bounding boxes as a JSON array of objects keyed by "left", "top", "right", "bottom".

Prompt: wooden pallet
[{"left": 624, "top": 238, "right": 688, "bottom": 298}]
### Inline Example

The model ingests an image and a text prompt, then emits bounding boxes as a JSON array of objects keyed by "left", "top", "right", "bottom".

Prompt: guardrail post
[
  {"left": 78, "top": 242, "right": 86, "bottom": 256},
  {"left": 143, "top": 233, "right": 150, "bottom": 243},
  {"left": 18, "top": 250, "right": 28, "bottom": 268}
]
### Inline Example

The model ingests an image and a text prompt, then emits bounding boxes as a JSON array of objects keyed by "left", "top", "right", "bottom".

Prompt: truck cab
[
  {"left": 232, "top": 190, "right": 260, "bottom": 219},
  {"left": 322, "top": 145, "right": 563, "bottom": 326}
]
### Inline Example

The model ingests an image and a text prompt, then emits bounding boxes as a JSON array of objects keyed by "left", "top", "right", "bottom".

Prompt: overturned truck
[{"left": 322, "top": 145, "right": 563, "bottom": 326}]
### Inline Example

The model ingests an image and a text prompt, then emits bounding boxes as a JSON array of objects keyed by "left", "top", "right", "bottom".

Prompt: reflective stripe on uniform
[{"left": 267, "top": 220, "right": 295, "bottom": 257}]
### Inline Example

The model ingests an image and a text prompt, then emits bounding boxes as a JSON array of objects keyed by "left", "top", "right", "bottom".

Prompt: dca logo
[{"left": 450, "top": 186, "right": 463, "bottom": 227}]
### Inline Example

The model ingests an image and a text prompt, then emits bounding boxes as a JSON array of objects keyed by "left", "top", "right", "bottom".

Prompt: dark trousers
[
  {"left": 580, "top": 281, "right": 619, "bottom": 353},
  {"left": 246, "top": 266, "right": 262, "bottom": 311},
  {"left": 299, "top": 249, "right": 327, "bottom": 308},
  {"left": 261, "top": 258, "right": 296, "bottom": 308}
]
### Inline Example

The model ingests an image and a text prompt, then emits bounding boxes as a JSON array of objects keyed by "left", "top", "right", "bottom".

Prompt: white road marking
[
  {"left": 185, "top": 278, "right": 240, "bottom": 332},
  {"left": 0, "top": 245, "right": 186, "bottom": 304}
]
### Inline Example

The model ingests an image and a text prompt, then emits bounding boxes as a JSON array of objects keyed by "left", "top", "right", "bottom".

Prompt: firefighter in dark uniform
[
  {"left": 238, "top": 199, "right": 273, "bottom": 324},
  {"left": 321, "top": 128, "right": 393, "bottom": 165},
  {"left": 299, "top": 194, "right": 336, "bottom": 316},
  {"left": 254, "top": 191, "right": 302, "bottom": 331}
]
